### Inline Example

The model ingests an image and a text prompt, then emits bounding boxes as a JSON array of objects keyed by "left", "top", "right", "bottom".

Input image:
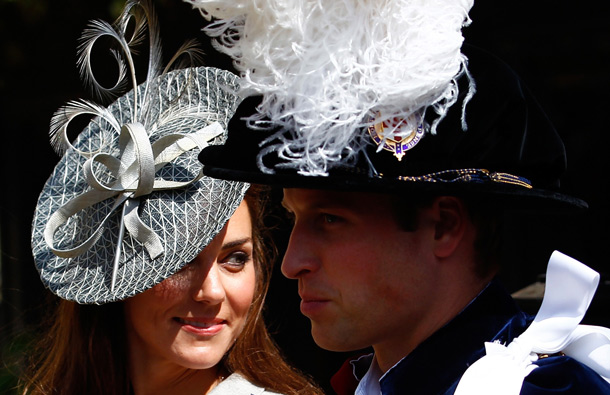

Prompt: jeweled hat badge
[{"left": 368, "top": 112, "right": 425, "bottom": 161}]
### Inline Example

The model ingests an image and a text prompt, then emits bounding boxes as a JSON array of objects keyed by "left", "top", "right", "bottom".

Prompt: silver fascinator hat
[{"left": 31, "top": 0, "right": 248, "bottom": 304}]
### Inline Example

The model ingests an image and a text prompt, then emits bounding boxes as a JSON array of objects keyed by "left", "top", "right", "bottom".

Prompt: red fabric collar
[{"left": 330, "top": 356, "right": 360, "bottom": 395}]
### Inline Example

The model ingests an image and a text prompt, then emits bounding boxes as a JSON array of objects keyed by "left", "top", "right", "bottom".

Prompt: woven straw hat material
[{"left": 32, "top": 67, "right": 249, "bottom": 304}]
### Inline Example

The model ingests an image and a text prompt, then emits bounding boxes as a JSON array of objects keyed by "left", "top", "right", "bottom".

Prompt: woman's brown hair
[
  {"left": 19, "top": 300, "right": 130, "bottom": 395},
  {"left": 20, "top": 185, "right": 322, "bottom": 395},
  {"left": 224, "top": 185, "right": 321, "bottom": 394}
]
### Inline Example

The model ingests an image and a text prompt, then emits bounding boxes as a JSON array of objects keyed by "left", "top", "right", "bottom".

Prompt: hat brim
[{"left": 200, "top": 143, "right": 587, "bottom": 210}]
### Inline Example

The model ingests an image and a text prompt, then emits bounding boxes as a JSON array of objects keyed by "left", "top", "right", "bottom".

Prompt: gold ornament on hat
[{"left": 368, "top": 112, "right": 425, "bottom": 161}]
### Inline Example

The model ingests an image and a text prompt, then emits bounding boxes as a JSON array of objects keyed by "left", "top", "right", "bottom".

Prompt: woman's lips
[{"left": 174, "top": 317, "right": 226, "bottom": 336}]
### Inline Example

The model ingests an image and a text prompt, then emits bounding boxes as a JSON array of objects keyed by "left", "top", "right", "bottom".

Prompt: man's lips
[
  {"left": 299, "top": 294, "right": 331, "bottom": 316},
  {"left": 299, "top": 288, "right": 331, "bottom": 303},
  {"left": 300, "top": 295, "right": 329, "bottom": 303}
]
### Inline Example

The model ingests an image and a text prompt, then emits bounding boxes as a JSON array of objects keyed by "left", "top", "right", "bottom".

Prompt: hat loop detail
[{"left": 43, "top": 122, "right": 225, "bottom": 284}]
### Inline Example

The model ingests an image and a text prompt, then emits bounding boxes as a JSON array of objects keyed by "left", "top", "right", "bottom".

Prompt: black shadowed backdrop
[{"left": 1, "top": 1, "right": 609, "bottom": 393}]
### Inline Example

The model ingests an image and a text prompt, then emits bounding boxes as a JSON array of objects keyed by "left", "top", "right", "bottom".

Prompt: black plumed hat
[{"left": 199, "top": 45, "right": 586, "bottom": 210}]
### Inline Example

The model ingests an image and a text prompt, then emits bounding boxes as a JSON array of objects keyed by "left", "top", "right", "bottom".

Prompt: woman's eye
[{"left": 221, "top": 251, "right": 251, "bottom": 271}]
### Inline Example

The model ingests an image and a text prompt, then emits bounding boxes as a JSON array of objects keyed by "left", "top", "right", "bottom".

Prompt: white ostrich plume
[{"left": 187, "top": 0, "right": 475, "bottom": 175}]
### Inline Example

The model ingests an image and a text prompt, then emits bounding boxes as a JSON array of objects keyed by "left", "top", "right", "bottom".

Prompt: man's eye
[{"left": 323, "top": 214, "right": 339, "bottom": 224}]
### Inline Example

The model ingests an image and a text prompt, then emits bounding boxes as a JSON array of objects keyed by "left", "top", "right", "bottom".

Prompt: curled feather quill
[
  {"left": 49, "top": 100, "right": 121, "bottom": 155},
  {"left": 52, "top": 0, "right": 206, "bottom": 155}
]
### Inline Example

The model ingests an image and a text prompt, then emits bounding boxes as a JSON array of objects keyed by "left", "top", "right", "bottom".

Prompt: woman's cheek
[{"left": 150, "top": 268, "right": 194, "bottom": 300}]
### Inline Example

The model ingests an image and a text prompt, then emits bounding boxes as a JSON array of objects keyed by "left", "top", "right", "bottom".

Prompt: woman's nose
[{"left": 192, "top": 263, "right": 226, "bottom": 304}]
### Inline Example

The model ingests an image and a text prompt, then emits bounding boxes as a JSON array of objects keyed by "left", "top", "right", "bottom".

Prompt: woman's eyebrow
[{"left": 222, "top": 237, "right": 252, "bottom": 250}]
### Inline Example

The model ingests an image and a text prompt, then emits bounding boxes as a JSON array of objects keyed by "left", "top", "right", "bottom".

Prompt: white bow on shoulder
[{"left": 455, "top": 251, "right": 610, "bottom": 395}]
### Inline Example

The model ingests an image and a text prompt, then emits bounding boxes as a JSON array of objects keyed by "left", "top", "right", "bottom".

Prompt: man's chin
[{"left": 310, "top": 324, "right": 367, "bottom": 352}]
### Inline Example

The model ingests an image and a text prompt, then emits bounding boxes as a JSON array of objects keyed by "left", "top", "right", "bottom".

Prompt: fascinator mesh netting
[{"left": 31, "top": 0, "right": 248, "bottom": 304}]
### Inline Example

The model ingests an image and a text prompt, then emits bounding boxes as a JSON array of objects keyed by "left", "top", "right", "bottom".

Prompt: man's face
[{"left": 281, "top": 188, "right": 438, "bottom": 355}]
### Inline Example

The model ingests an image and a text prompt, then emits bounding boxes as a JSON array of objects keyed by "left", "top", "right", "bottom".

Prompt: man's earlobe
[{"left": 433, "top": 197, "right": 467, "bottom": 258}]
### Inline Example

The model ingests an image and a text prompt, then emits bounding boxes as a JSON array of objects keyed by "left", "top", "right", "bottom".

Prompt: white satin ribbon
[
  {"left": 44, "top": 121, "right": 225, "bottom": 292},
  {"left": 455, "top": 251, "right": 610, "bottom": 395}
]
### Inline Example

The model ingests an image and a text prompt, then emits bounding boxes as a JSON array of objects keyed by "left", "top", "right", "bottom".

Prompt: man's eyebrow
[
  {"left": 280, "top": 199, "right": 348, "bottom": 212},
  {"left": 221, "top": 237, "right": 252, "bottom": 250}
]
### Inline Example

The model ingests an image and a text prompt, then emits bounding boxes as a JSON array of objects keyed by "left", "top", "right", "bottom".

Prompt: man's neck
[{"left": 372, "top": 276, "right": 494, "bottom": 373}]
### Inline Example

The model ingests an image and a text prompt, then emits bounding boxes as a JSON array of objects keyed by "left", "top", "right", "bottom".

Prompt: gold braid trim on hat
[{"left": 396, "top": 168, "right": 533, "bottom": 189}]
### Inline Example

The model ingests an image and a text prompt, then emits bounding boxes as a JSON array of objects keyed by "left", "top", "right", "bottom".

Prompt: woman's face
[{"left": 124, "top": 201, "right": 256, "bottom": 371}]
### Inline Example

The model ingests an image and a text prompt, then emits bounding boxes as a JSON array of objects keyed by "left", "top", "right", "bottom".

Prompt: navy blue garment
[{"left": 331, "top": 280, "right": 610, "bottom": 394}]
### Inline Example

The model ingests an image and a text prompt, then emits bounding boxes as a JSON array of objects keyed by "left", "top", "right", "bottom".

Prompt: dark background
[{"left": 1, "top": 0, "right": 609, "bottom": 393}]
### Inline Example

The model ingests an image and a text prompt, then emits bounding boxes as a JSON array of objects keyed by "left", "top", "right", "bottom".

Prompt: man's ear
[{"left": 432, "top": 196, "right": 468, "bottom": 258}]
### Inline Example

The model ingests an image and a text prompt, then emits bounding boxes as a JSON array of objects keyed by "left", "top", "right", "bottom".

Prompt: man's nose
[{"left": 281, "top": 224, "right": 320, "bottom": 279}]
